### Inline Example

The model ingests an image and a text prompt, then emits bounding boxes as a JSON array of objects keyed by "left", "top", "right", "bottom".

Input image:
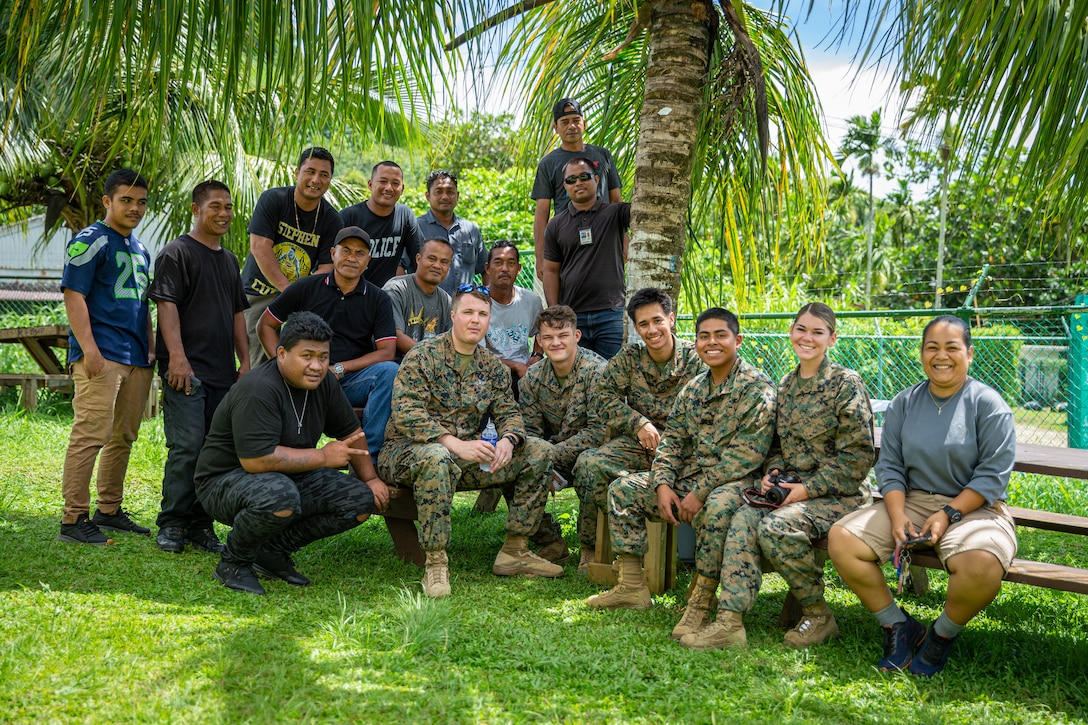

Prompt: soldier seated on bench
[
  {"left": 678, "top": 303, "right": 874, "bottom": 651},
  {"left": 829, "top": 315, "right": 1017, "bottom": 677},
  {"left": 378, "top": 285, "right": 563, "bottom": 598},
  {"left": 519, "top": 304, "right": 607, "bottom": 569},
  {"left": 571, "top": 288, "right": 704, "bottom": 568},
  {"left": 587, "top": 308, "right": 776, "bottom": 621}
]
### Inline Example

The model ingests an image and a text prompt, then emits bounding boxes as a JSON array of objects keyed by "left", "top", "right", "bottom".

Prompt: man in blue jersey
[{"left": 58, "top": 169, "right": 155, "bottom": 545}]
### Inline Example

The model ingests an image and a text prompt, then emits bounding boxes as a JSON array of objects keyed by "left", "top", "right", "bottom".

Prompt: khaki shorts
[{"left": 833, "top": 491, "right": 1018, "bottom": 572}]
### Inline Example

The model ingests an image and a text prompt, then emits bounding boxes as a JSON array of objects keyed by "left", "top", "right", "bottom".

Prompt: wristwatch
[
  {"left": 942, "top": 504, "right": 963, "bottom": 524},
  {"left": 332, "top": 363, "right": 345, "bottom": 378}
]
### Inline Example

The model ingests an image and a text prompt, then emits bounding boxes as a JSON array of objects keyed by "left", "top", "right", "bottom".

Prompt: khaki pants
[
  {"left": 244, "top": 293, "right": 279, "bottom": 368},
  {"left": 61, "top": 359, "right": 153, "bottom": 523}
]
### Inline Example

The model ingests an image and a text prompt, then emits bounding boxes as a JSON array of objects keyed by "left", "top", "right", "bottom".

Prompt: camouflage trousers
[
  {"left": 378, "top": 436, "right": 553, "bottom": 552},
  {"left": 196, "top": 467, "right": 375, "bottom": 566},
  {"left": 607, "top": 471, "right": 748, "bottom": 576},
  {"left": 573, "top": 435, "right": 653, "bottom": 549},
  {"left": 718, "top": 494, "right": 864, "bottom": 612}
]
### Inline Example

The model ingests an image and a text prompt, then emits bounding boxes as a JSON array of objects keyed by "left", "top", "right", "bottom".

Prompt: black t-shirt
[
  {"left": 149, "top": 235, "right": 249, "bottom": 388},
  {"left": 531, "top": 144, "right": 623, "bottom": 215},
  {"left": 340, "top": 201, "right": 421, "bottom": 287},
  {"left": 241, "top": 186, "right": 343, "bottom": 296},
  {"left": 543, "top": 201, "right": 631, "bottom": 312},
  {"left": 195, "top": 359, "right": 360, "bottom": 484},
  {"left": 265, "top": 273, "right": 396, "bottom": 363}
]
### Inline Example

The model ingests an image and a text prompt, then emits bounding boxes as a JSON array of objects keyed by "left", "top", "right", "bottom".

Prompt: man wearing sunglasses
[
  {"left": 532, "top": 98, "right": 623, "bottom": 284},
  {"left": 541, "top": 157, "right": 631, "bottom": 360}
]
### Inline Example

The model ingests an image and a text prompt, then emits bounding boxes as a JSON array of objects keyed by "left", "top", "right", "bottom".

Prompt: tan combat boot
[
  {"left": 585, "top": 555, "right": 652, "bottom": 610},
  {"left": 493, "top": 535, "right": 564, "bottom": 577},
  {"left": 577, "top": 546, "right": 595, "bottom": 575},
  {"left": 671, "top": 574, "right": 718, "bottom": 640},
  {"left": 535, "top": 538, "right": 572, "bottom": 564},
  {"left": 423, "top": 550, "right": 451, "bottom": 598},
  {"left": 784, "top": 600, "right": 840, "bottom": 648},
  {"left": 679, "top": 609, "right": 747, "bottom": 650}
]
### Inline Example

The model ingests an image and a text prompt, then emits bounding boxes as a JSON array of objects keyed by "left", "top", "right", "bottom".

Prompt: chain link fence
[
  {"left": 711, "top": 308, "right": 1084, "bottom": 448},
  {"left": 1, "top": 252, "right": 1085, "bottom": 450}
]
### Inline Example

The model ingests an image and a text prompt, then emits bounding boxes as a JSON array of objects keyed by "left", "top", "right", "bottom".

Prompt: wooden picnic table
[
  {"left": 0, "top": 324, "right": 70, "bottom": 375},
  {"left": 0, "top": 325, "right": 73, "bottom": 410}
]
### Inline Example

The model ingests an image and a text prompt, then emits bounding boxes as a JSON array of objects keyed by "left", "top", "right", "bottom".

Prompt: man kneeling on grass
[
  {"left": 194, "top": 311, "right": 389, "bottom": 595},
  {"left": 378, "top": 285, "right": 563, "bottom": 598}
]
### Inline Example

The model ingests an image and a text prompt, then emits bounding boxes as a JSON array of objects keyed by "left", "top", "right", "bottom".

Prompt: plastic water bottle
[{"left": 480, "top": 420, "right": 499, "bottom": 472}]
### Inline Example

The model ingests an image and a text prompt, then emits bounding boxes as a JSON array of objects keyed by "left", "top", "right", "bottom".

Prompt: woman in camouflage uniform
[{"left": 679, "top": 303, "right": 875, "bottom": 650}]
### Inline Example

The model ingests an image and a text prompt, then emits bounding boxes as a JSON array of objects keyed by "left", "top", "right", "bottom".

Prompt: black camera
[{"left": 766, "top": 471, "right": 801, "bottom": 505}]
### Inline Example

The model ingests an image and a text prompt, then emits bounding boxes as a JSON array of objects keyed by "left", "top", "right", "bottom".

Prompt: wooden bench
[
  {"left": 776, "top": 433, "right": 1088, "bottom": 626},
  {"left": 589, "top": 430, "right": 1088, "bottom": 609},
  {"left": 382, "top": 486, "right": 425, "bottom": 566}
]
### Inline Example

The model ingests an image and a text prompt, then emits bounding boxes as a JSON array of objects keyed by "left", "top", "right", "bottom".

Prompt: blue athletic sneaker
[
  {"left": 909, "top": 627, "right": 956, "bottom": 677},
  {"left": 878, "top": 608, "right": 927, "bottom": 671}
]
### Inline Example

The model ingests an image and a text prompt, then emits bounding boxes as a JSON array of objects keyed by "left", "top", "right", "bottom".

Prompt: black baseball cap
[
  {"left": 552, "top": 97, "right": 583, "bottom": 123},
  {"left": 334, "top": 226, "right": 371, "bottom": 250}
]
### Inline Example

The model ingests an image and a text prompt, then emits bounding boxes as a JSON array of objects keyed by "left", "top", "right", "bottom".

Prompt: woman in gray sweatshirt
[{"left": 829, "top": 314, "right": 1016, "bottom": 677}]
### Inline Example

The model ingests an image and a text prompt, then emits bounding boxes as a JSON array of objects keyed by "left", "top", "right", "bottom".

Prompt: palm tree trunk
[
  {"left": 627, "top": 0, "right": 713, "bottom": 302},
  {"left": 864, "top": 172, "right": 874, "bottom": 309}
]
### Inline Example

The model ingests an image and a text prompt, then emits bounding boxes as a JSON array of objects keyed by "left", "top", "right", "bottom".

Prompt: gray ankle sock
[
  {"left": 875, "top": 603, "right": 906, "bottom": 627},
  {"left": 933, "top": 611, "right": 964, "bottom": 639}
]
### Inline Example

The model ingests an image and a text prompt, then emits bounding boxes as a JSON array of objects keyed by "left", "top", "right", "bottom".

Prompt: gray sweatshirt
[{"left": 876, "top": 377, "right": 1015, "bottom": 505}]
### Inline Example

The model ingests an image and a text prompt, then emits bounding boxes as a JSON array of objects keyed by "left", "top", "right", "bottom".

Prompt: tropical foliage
[
  {"left": 1, "top": 1, "right": 1086, "bottom": 313},
  {"left": 0, "top": 1, "right": 449, "bottom": 247}
]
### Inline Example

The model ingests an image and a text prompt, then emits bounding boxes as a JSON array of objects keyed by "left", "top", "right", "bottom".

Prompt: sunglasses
[
  {"left": 458, "top": 283, "right": 490, "bottom": 294},
  {"left": 563, "top": 172, "right": 594, "bottom": 185}
]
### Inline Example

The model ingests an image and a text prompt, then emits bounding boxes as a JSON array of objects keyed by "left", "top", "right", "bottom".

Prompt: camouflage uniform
[
  {"left": 718, "top": 357, "right": 874, "bottom": 612},
  {"left": 378, "top": 332, "right": 554, "bottom": 552},
  {"left": 608, "top": 357, "right": 776, "bottom": 578},
  {"left": 520, "top": 346, "right": 607, "bottom": 479},
  {"left": 572, "top": 336, "right": 704, "bottom": 548}
]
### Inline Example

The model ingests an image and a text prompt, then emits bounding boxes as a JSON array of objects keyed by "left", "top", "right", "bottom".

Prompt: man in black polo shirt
[
  {"left": 541, "top": 157, "right": 631, "bottom": 360},
  {"left": 256, "top": 226, "right": 398, "bottom": 456},
  {"left": 196, "top": 311, "right": 389, "bottom": 595}
]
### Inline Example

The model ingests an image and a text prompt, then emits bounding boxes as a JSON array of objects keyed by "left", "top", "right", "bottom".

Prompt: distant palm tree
[{"left": 838, "top": 110, "right": 900, "bottom": 308}]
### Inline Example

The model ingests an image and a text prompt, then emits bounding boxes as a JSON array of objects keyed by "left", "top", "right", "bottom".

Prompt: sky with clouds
[{"left": 449, "top": 2, "right": 919, "bottom": 197}]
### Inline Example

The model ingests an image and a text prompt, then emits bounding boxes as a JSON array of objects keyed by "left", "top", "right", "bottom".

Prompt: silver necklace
[
  {"left": 283, "top": 379, "right": 308, "bottom": 434},
  {"left": 928, "top": 383, "right": 961, "bottom": 415}
]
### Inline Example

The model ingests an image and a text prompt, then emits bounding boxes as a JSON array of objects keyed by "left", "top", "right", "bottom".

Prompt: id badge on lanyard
[{"left": 578, "top": 227, "right": 593, "bottom": 246}]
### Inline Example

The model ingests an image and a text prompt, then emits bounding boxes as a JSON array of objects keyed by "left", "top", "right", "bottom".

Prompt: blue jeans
[
  {"left": 338, "top": 361, "right": 398, "bottom": 456},
  {"left": 577, "top": 306, "right": 624, "bottom": 360},
  {"left": 158, "top": 378, "right": 230, "bottom": 530}
]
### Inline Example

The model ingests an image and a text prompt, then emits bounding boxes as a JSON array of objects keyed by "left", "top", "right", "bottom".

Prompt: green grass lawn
[
  {"left": 1013, "top": 405, "right": 1067, "bottom": 433},
  {"left": 1, "top": 403, "right": 1087, "bottom": 723}
]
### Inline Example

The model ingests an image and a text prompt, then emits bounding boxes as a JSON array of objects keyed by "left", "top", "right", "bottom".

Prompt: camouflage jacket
[
  {"left": 764, "top": 356, "right": 875, "bottom": 499},
  {"left": 653, "top": 356, "right": 777, "bottom": 502},
  {"left": 597, "top": 335, "right": 705, "bottom": 438},
  {"left": 520, "top": 347, "right": 606, "bottom": 465},
  {"left": 385, "top": 331, "right": 525, "bottom": 444}
]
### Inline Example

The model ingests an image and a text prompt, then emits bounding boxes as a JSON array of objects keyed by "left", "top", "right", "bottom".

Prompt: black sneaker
[
  {"left": 214, "top": 561, "right": 265, "bottom": 595},
  {"left": 92, "top": 508, "right": 150, "bottom": 535},
  {"left": 253, "top": 550, "right": 311, "bottom": 586},
  {"left": 186, "top": 527, "right": 226, "bottom": 554},
  {"left": 57, "top": 514, "right": 113, "bottom": 545},
  {"left": 156, "top": 526, "right": 186, "bottom": 553},
  {"left": 909, "top": 627, "right": 956, "bottom": 677},
  {"left": 878, "top": 608, "right": 927, "bottom": 671}
]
